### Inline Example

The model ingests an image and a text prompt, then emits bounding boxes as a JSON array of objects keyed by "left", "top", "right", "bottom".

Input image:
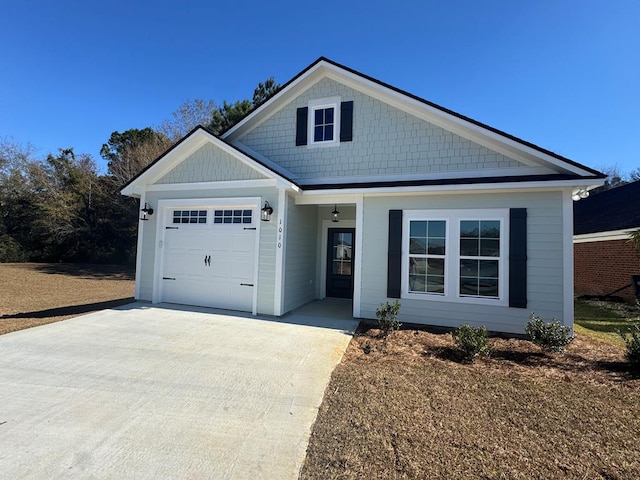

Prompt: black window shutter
[
  {"left": 387, "top": 210, "right": 403, "bottom": 298},
  {"left": 509, "top": 208, "right": 527, "bottom": 308},
  {"left": 340, "top": 101, "right": 353, "bottom": 142},
  {"left": 296, "top": 107, "right": 308, "bottom": 146}
]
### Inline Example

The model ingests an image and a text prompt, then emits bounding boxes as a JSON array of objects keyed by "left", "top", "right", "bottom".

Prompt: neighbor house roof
[{"left": 574, "top": 180, "right": 640, "bottom": 235}]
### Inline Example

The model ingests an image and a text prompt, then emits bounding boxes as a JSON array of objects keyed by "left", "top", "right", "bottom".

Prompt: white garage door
[{"left": 160, "top": 207, "right": 257, "bottom": 312}]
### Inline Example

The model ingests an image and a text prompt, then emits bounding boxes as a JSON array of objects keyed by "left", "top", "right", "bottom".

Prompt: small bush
[
  {"left": 525, "top": 313, "right": 573, "bottom": 354},
  {"left": 452, "top": 324, "right": 492, "bottom": 361},
  {"left": 620, "top": 324, "right": 640, "bottom": 367},
  {"left": 376, "top": 300, "right": 401, "bottom": 335}
]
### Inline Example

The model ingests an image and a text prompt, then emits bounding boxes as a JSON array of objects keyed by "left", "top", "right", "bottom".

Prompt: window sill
[
  {"left": 306, "top": 140, "right": 340, "bottom": 149},
  {"left": 402, "top": 291, "right": 508, "bottom": 307}
]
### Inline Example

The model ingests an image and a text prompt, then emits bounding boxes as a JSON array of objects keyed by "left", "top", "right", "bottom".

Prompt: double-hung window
[
  {"left": 408, "top": 220, "right": 446, "bottom": 294},
  {"left": 403, "top": 210, "right": 508, "bottom": 305}
]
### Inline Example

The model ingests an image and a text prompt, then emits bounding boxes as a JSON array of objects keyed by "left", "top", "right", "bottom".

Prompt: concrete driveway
[{"left": 0, "top": 303, "right": 358, "bottom": 479}]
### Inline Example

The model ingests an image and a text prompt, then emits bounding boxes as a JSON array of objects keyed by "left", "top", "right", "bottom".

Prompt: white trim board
[
  {"left": 573, "top": 228, "right": 637, "bottom": 243},
  {"left": 562, "top": 188, "right": 574, "bottom": 332}
]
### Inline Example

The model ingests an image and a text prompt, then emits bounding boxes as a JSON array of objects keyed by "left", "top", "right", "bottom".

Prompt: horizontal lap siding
[
  {"left": 574, "top": 239, "right": 640, "bottom": 303},
  {"left": 139, "top": 187, "right": 279, "bottom": 315},
  {"left": 360, "top": 191, "right": 564, "bottom": 334},
  {"left": 283, "top": 199, "right": 318, "bottom": 313}
]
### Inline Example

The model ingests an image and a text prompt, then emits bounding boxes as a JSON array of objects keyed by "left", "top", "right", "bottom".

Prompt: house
[
  {"left": 574, "top": 180, "right": 640, "bottom": 303},
  {"left": 121, "top": 57, "right": 605, "bottom": 334}
]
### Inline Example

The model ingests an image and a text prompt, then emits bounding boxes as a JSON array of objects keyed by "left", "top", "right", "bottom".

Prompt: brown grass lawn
[
  {"left": 0, "top": 263, "right": 135, "bottom": 335},
  {"left": 300, "top": 325, "right": 640, "bottom": 480}
]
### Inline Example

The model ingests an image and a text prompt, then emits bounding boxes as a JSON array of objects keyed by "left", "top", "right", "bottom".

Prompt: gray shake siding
[
  {"left": 236, "top": 78, "right": 525, "bottom": 181},
  {"left": 359, "top": 191, "right": 565, "bottom": 334},
  {"left": 156, "top": 143, "right": 266, "bottom": 184}
]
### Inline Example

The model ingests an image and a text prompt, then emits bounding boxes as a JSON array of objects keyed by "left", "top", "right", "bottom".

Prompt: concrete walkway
[{"left": 0, "top": 303, "right": 358, "bottom": 479}]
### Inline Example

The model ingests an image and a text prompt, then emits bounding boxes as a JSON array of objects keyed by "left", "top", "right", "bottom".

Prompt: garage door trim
[{"left": 153, "top": 197, "right": 262, "bottom": 315}]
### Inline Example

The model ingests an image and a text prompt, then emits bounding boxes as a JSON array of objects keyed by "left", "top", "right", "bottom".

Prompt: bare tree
[{"left": 158, "top": 99, "right": 218, "bottom": 142}]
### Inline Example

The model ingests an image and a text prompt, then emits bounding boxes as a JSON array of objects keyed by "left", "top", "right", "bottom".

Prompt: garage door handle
[
  {"left": 166, "top": 227, "right": 179, "bottom": 230},
  {"left": 244, "top": 227, "right": 256, "bottom": 230},
  {"left": 240, "top": 283, "right": 254, "bottom": 287},
  {"left": 163, "top": 277, "right": 176, "bottom": 280},
  {"left": 204, "top": 255, "right": 211, "bottom": 266}
]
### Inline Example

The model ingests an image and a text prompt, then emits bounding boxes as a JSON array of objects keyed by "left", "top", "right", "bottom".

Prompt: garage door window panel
[
  {"left": 214, "top": 209, "right": 253, "bottom": 224},
  {"left": 173, "top": 210, "right": 207, "bottom": 224}
]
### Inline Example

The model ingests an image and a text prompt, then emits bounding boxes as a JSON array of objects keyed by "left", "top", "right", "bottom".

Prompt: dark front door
[{"left": 326, "top": 228, "right": 355, "bottom": 299}]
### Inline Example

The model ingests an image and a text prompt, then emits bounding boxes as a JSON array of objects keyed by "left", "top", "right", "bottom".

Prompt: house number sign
[{"left": 277, "top": 218, "right": 284, "bottom": 248}]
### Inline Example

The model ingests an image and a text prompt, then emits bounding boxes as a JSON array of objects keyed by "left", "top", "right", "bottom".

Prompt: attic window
[
  {"left": 314, "top": 107, "right": 334, "bottom": 142},
  {"left": 308, "top": 97, "right": 340, "bottom": 147},
  {"left": 296, "top": 98, "right": 353, "bottom": 147}
]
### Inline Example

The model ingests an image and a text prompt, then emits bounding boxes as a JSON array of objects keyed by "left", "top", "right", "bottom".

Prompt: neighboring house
[
  {"left": 122, "top": 57, "right": 604, "bottom": 334},
  {"left": 574, "top": 181, "right": 640, "bottom": 303}
]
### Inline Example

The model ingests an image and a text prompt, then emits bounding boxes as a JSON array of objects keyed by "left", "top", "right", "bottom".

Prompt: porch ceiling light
[
  {"left": 261, "top": 200, "right": 273, "bottom": 221},
  {"left": 332, "top": 204, "right": 340, "bottom": 222}
]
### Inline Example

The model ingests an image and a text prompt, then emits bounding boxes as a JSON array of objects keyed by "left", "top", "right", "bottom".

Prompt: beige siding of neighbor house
[
  {"left": 155, "top": 143, "right": 267, "bottom": 184},
  {"left": 282, "top": 196, "right": 318, "bottom": 313},
  {"left": 359, "top": 190, "right": 565, "bottom": 334},
  {"left": 137, "top": 186, "right": 279, "bottom": 315},
  {"left": 236, "top": 77, "right": 528, "bottom": 180}
]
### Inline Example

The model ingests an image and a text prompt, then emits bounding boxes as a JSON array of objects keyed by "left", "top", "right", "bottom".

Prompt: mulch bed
[{"left": 300, "top": 327, "right": 640, "bottom": 480}]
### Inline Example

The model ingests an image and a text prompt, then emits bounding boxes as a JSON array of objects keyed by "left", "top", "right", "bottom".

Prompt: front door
[{"left": 326, "top": 228, "right": 355, "bottom": 299}]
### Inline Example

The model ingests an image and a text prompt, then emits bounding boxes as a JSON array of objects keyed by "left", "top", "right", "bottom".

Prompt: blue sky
[{"left": 1, "top": 1, "right": 638, "bottom": 174}]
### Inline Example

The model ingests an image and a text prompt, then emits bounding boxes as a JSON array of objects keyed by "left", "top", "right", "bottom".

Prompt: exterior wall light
[
  {"left": 261, "top": 200, "right": 273, "bottom": 221},
  {"left": 332, "top": 204, "right": 340, "bottom": 222},
  {"left": 571, "top": 188, "right": 589, "bottom": 201},
  {"left": 140, "top": 202, "right": 154, "bottom": 221}
]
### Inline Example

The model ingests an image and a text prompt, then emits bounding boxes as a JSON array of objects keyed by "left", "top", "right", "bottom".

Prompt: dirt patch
[
  {"left": 300, "top": 327, "right": 640, "bottom": 480},
  {"left": 0, "top": 263, "right": 134, "bottom": 335}
]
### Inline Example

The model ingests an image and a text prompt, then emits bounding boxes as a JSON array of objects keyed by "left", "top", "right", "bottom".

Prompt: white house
[{"left": 121, "top": 57, "right": 604, "bottom": 333}]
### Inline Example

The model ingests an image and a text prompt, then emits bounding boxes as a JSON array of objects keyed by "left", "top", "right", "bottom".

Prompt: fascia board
[
  {"left": 121, "top": 133, "right": 208, "bottom": 195},
  {"left": 322, "top": 67, "right": 592, "bottom": 176},
  {"left": 296, "top": 167, "right": 555, "bottom": 187},
  {"left": 298, "top": 178, "right": 605, "bottom": 197},
  {"left": 122, "top": 129, "right": 293, "bottom": 196},
  {"left": 223, "top": 63, "right": 327, "bottom": 140},
  {"left": 224, "top": 58, "right": 600, "bottom": 179},
  {"left": 574, "top": 229, "right": 638, "bottom": 243}
]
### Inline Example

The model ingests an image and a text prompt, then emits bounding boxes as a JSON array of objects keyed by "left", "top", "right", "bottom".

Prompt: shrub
[
  {"left": 452, "top": 324, "right": 492, "bottom": 361},
  {"left": 376, "top": 300, "right": 401, "bottom": 335},
  {"left": 525, "top": 313, "right": 573, "bottom": 353},
  {"left": 620, "top": 324, "right": 640, "bottom": 367}
]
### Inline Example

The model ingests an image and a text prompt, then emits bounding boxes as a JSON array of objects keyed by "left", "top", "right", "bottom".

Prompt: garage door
[{"left": 160, "top": 207, "right": 257, "bottom": 312}]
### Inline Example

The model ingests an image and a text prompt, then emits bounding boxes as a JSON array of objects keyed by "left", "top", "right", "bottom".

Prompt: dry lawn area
[
  {"left": 300, "top": 326, "right": 640, "bottom": 480},
  {"left": 0, "top": 263, "right": 134, "bottom": 335}
]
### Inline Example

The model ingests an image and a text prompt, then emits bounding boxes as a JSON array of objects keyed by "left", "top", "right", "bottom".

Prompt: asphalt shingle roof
[{"left": 574, "top": 180, "right": 640, "bottom": 235}]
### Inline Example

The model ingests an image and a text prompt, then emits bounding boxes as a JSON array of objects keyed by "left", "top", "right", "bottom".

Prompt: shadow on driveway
[{"left": 0, "top": 298, "right": 135, "bottom": 320}]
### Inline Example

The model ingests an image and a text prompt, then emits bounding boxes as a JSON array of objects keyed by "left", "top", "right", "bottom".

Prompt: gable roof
[
  {"left": 224, "top": 57, "right": 605, "bottom": 181},
  {"left": 123, "top": 57, "right": 605, "bottom": 197},
  {"left": 574, "top": 180, "right": 640, "bottom": 235},
  {"left": 121, "top": 126, "right": 300, "bottom": 197}
]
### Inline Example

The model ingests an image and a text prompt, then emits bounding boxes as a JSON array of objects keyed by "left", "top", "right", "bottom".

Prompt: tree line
[{"left": 0, "top": 78, "right": 280, "bottom": 264}]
